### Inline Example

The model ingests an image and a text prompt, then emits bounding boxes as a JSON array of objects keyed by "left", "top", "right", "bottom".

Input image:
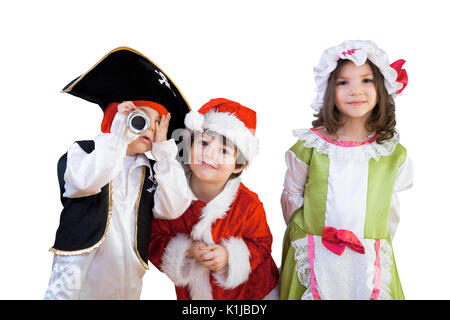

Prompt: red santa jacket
[{"left": 149, "top": 177, "right": 279, "bottom": 300}]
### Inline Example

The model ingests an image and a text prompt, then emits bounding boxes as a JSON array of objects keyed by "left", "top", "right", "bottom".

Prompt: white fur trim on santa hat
[
  {"left": 213, "top": 237, "right": 251, "bottom": 289},
  {"left": 202, "top": 111, "right": 259, "bottom": 164},
  {"left": 184, "top": 110, "right": 205, "bottom": 132}
]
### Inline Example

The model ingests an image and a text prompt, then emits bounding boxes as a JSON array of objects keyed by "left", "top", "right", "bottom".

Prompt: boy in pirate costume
[{"left": 44, "top": 47, "right": 190, "bottom": 299}]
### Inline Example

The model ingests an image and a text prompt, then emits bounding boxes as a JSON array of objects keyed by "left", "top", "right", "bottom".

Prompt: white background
[{"left": 0, "top": 0, "right": 449, "bottom": 299}]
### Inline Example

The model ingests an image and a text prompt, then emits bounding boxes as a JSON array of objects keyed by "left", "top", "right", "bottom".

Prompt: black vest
[{"left": 50, "top": 140, "right": 155, "bottom": 269}]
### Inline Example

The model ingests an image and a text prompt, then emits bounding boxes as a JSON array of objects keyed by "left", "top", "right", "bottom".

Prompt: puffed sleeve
[
  {"left": 388, "top": 155, "right": 414, "bottom": 239},
  {"left": 63, "top": 113, "right": 135, "bottom": 198},
  {"left": 281, "top": 150, "right": 309, "bottom": 224},
  {"left": 151, "top": 139, "right": 193, "bottom": 220}
]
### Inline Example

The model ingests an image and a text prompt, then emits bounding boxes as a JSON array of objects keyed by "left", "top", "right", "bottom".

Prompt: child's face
[
  {"left": 126, "top": 106, "right": 161, "bottom": 155},
  {"left": 334, "top": 61, "right": 377, "bottom": 123},
  {"left": 189, "top": 131, "right": 244, "bottom": 184}
]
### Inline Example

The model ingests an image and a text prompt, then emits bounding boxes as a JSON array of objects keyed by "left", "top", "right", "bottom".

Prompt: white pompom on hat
[
  {"left": 311, "top": 40, "right": 408, "bottom": 112},
  {"left": 184, "top": 110, "right": 205, "bottom": 133},
  {"left": 184, "top": 98, "right": 258, "bottom": 164}
]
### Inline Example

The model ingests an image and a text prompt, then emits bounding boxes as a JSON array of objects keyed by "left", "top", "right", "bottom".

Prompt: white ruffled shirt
[{"left": 44, "top": 113, "right": 186, "bottom": 300}]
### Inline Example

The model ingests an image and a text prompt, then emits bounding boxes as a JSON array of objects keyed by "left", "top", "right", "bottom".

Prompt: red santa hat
[{"left": 184, "top": 98, "right": 258, "bottom": 164}]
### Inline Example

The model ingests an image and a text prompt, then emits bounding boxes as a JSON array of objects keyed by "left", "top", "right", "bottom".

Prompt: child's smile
[
  {"left": 201, "top": 160, "right": 218, "bottom": 169},
  {"left": 346, "top": 99, "right": 368, "bottom": 106}
]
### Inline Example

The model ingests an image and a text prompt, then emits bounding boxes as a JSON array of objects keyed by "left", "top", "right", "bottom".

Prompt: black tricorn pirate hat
[{"left": 62, "top": 46, "right": 191, "bottom": 137}]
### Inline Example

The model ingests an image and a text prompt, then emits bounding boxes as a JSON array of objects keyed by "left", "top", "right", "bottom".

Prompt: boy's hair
[{"left": 312, "top": 59, "right": 396, "bottom": 144}]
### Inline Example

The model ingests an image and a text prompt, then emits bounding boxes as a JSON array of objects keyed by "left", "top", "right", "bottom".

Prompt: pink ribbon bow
[
  {"left": 390, "top": 59, "right": 408, "bottom": 94},
  {"left": 321, "top": 227, "right": 365, "bottom": 255}
]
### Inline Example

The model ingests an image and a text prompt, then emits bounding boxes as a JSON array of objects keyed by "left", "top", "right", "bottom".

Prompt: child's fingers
[
  {"left": 159, "top": 116, "right": 167, "bottom": 132},
  {"left": 118, "top": 101, "right": 137, "bottom": 115},
  {"left": 153, "top": 127, "right": 160, "bottom": 142},
  {"left": 202, "top": 259, "right": 224, "bottom": 272},
  {"left": 154, "top": 120, "right": 160, "bottom": 134},
  {"left": 199, "top": 251, "right": 216, "bottom": 261},
  {"left": 128, "top": 101, "right": 138, "bottom": 110},
  {"left": 158, "top": 116, "right": 165, "bottom": 129},
  {"left": 164, "top": 113, "right": 171, "bottom": 126},
  {"left": 192, "top": 241, "right": 208, "bottom": 254},
  {"left": 161, "top": 113, "right": 171, "bottom": 129},
  {"left": 201, "top": 258, "right": 218, "bottom": 269},
  {"left": 202, "top": 244, "right": 218, "bottom": 251}
]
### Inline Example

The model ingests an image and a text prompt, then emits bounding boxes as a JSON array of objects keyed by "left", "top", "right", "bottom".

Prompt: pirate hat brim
[{"left": 62, "top": 47, "right": 191, "bottom": 137}]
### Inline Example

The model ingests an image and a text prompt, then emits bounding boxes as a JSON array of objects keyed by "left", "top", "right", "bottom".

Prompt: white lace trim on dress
[
  {"left": 292, "top": 236, "right": 393, "bottom": 300},
  {"left": 292, "top": 129, "right": 399, "bottom": 162}
]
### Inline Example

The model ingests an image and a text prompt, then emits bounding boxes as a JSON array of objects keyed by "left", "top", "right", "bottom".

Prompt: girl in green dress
[{"left": 280, "top": 40, "right": 413, "bottom": 300}]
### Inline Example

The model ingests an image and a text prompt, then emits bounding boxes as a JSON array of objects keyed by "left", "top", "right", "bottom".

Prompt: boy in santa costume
[
  {"left": 44, "top": 47, "right": 190, "bottom": 299},
  {"left": 149, "top": 98, "right": 279, "bottom": 300}
]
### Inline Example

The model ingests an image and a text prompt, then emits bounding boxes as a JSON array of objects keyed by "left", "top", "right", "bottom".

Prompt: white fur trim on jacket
[
  {"left": 160, "top": 177, "right": 247, "bottom": 299},
  {"left": 187, "top": 261, "right": 213, "bottom": 300},
  {"left": 190, "top": 177, "right": 241, "bottom": 245},
  {"left": 160, "top": 233, "right": 193, "bottom": 286},
  {"left": 160, "top": 233, "right": 213, "bottom": 299},
  {"left": 213, "top": 237, "right": 251, "bottom": 289}
]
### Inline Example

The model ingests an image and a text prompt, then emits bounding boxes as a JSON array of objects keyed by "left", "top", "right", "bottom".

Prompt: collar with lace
[{"left": 292, "top": 128, "right": 399, "bottom": 162}]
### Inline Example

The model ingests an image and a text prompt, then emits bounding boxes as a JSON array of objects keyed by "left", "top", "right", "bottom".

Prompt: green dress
[{"left": 280, "top": 129, "right": 413, "bottom": 300}]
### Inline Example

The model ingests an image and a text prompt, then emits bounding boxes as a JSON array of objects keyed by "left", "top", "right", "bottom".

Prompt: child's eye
[
  {"left": 201, "top": 140, "right": 208, "bottom": 147},
  {"left": 363, "top": 78, "right": 374, "bottom": 83},
  {"left": 336, "top": 80, "right": 348, "bottom": 86},
  {"left": 221, "top": 148, "right": 228, "bottom": 155}
]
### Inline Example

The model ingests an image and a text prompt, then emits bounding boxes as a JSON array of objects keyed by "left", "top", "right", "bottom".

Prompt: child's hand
[
  {"left": 117, "top": 101, "right": 138, "bottom": 116},
  {"left": 186, "top": 241, "right": 208, "bottom": 261},
  {"left": 154, "top": 113, "right": 171, "bottom": 143},
  {"left": 198, "top": 244, "right": 228, "bottom": 272}
]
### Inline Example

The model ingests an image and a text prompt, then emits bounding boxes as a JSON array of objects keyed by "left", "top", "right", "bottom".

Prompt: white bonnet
[{"left": 311, "top": 40, "right": 407, "bottom": 112}]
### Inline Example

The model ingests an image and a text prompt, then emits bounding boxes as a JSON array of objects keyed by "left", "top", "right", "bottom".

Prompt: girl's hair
[
  {"left": 312, "top": 59, "right": 396, "bottom": 143},
  {"left": 190, "top": 131, "right": 247, "bottom": 179}
]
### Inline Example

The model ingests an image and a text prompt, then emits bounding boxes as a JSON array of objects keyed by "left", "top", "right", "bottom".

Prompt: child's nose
[
  {"left": 203, "top": 143, "right": 217, "bottom": 159},
  {"left": 350, "top": 82, "right": 363, "bottom": 95}
]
